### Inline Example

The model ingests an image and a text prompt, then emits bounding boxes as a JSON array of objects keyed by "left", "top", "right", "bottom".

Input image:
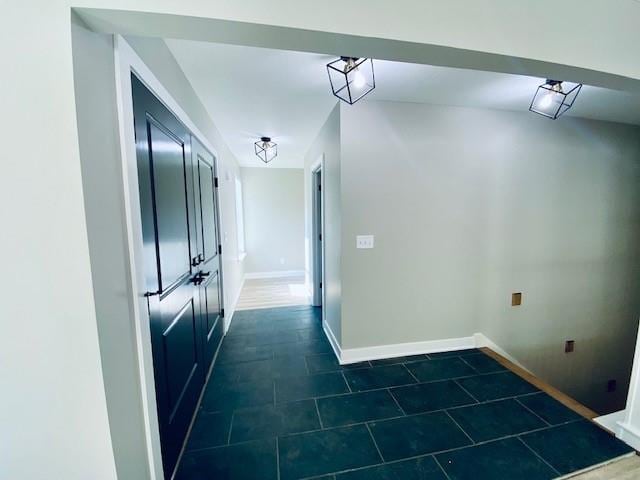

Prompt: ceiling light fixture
[
  {"left": 254, "top": 137, "right": 277, "bottom": 163},
  {"left": 326, "top": 56, "right": 375, "bottom": 105},
  {"left": 529, "top": 79, "right": 582, "bottom": 119}
]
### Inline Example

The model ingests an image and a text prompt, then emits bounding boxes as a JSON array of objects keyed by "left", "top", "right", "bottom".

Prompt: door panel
[
  {"left": 148, "top": 122, "right": 192, "bottom": 290},
  {"left": 132, "top": 74, "right": 204, "bottom": 478},
  {"left": 191, "top": 138, "right": 224, "bottom": 365}
]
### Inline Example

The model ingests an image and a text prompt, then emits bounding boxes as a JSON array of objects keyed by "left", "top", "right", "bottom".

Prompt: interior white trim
[
  {"left": 224, "top": 275, "right": 245, "bottom": 334},
  {"left": 339, "top": 335, "right": 476, "bottom": 365},
  {"left": 323, "top": 319, "right": 342, "bottom": 361},
  {"left": 616, "top": 421, "right": 640, "bottom": 451},
  {"left": 473, "top": 333, "right": 533, "bottom": 373},
  {"left": 244, "top": 270, "right": 305, "bottom": 279}
]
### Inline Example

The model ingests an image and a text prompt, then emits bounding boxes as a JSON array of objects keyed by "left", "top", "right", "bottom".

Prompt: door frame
[
  {"left": 113, "top": 35, "right": 227, "bottom": 479},
  {"left": 309, "top": 155, "right": 326, "bottom": 317}
]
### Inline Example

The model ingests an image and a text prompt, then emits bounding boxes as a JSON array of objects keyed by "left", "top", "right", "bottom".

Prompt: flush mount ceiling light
[
  {"left": 326, "top": 56, "right": 375, "bottom": 105},
  {"left": 254, "top": 137, "right": 277, "bottom": 164},
  {"left": 529, "top": 79, "right": 583, "bottom": 119}
]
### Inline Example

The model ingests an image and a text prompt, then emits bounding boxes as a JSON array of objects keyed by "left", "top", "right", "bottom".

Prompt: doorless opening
[{"left": 312, "top": 163, "right": 324, "bottom": 308}]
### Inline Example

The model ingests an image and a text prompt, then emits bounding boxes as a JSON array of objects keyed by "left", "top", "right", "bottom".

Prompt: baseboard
[
  {"left": 616, "top": 421, "right": 640, "bottom": 451},
  {"left": 244, "top": 270, "right": 305, "bottom": 280},
  {"left": 224, "top": 275, "right": 245, "bottom": 334},
  {"left": 473, "top": 332, "right": 532, "bottom": 374},
  {"left": 323, "top": 320, "right": 342, "bottom": 361},
  {"left": 339, "top": 335, "right": 476, "bottom": 365}
]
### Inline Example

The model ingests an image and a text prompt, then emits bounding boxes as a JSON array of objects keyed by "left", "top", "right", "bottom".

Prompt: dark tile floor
[{"left": 176, "top": 306, "right": 633, "bottom": 480}]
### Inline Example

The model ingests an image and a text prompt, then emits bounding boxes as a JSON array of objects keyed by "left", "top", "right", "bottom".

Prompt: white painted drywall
[
  {"left": 339, "top": 100, "right": 640, "bottom": 413},
  {"left": 241, "top": 168, "right": 305, "bottom": 274},
  {"left": 304, "top": 105, "right": 342, "bottom": 343}
]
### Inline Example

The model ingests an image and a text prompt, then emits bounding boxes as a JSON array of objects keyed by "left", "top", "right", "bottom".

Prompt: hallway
[
  {"left": 175, "top": 306, "right": 632, "bottom": 480},
  {"left": 236, "top": 274, "right": 310, "bottom": 311}
]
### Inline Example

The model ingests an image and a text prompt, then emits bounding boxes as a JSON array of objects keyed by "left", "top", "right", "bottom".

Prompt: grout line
[
  {"left": 275, "top": 436, "right": 281, "bottom": 480},
  {"left": 302, "top": 355, "right": 310, "bottom": 375},
  {"left": 402, "top": 363, "right": 421, "bottom": 384},
  {"left": 314, "top": 398, "right": 325, "bottom": 429},
  {"left": 457, "top": 355, "right": 480, "bottom": 374},
  {"left": 443, "top": 410, "right": 475, "bottom": 445},
  {"left": 514, "top": 397, "right": 551, "bottom": 427},
  {"left": 365, "top": 422, "right": 385, "bottom": 463},
  {"left": 452, "top": 378, "right": 480, "bottom": 403},
  {"left": 432, "top": 454, "right": 453, "bottom": 480},
  {"left": 386, "top": 388, "right": 407, "bottom": 416},
  {"left": 341, "top": 371, "right": 353, "bottom": 393},
  {"left": 516, "top": 436, "right": 561, "bottom": 477},
  {"left": 226, "top": 411, "right": 235, "bottom": 445}
]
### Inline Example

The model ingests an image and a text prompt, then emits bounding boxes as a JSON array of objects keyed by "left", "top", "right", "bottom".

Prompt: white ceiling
[{"left": 167, "top": 40, "right": 640, "bottom": 169}]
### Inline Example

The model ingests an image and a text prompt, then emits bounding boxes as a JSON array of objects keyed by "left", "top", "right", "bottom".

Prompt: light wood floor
[
  {"left": 564, "top": 455, "right": 640, "bottom": 479},
  {"left": 236, "top": 274, "right": 311, "bottom": 310}
]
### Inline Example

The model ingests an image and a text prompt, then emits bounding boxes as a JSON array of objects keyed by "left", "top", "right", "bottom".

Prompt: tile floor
[{"left": 175, "top": 306, "right": 633, "bottom": 480}]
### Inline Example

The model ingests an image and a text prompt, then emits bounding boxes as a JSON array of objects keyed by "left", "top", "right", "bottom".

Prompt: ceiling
[{"left": 167, "top": 40, "right": 640, "bottom": 169}]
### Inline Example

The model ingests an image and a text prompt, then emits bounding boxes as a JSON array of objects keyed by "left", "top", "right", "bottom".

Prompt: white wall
[
  {"left": 3, "top": 2, "right": 640, "bottom": 478},
  {"left": 304, "top": 105, "right": 342, "bottom": 342},
  {"left": 339, "top": 100, "right": 640, "bottom": 413},
  {"left": 241, "top": 168, "right": 305, "bottom": 274}
]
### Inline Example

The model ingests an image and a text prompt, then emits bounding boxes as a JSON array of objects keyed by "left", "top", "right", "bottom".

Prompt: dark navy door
[{"left": 132, "top": 75, "right": 205, "bottom": 477}]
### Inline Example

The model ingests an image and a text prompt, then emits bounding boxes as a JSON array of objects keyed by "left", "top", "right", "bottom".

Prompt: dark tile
[
  {"left": 520, "top": 420, "right": 633, "bottom": 475},
  {"left": 297, "top": 327, "right": 326, "bottom": 342},
  {"left": 517, "top": 392, "right": 582, "bottom": 425},
  {"left": 343, "top": 365, "right": 416, "bottom": 392},
  {"left": 369, "top": 354, "right": 428, "bottom": 366},
  {"left": 306, "top": 353, "right": 369, "bottom": 374},
  {"left": 457, "top": 371, "right": 538, "bottom": 402},
  {"left": 279, "top": 425, "right": 381, "bottom": 480},
  {"left": 223, "top": 329, "right": 300, "bottom": 348},
  {"left": 227, "top": 357, "right": 308, "bottom": 383},
  {"left": 317, "top": 390, "right": 403, "bottom": 427},
  {"left": 176, "top": 438, "right": 277, "bottom": 480},
  {"left": 460, "top": 353, "right": 507, "bottom": 374},
  {"left": 435, "top": 437, "right": 556, "bottom": 480},
  {"left": 230, "top": 399, "right": 320, "bottom": 443},
  {"left": 217, "top": 344, "right": 273, "bottom": 365},
  {"left": 369, "top": 411, "right": 472, "bottom": 461},
  {"left": 202, "top": 379, "right": 274, "bottom": 412},
  {"left": 276, "top": 372, "right": 349, "bottom": 403},
  {"left": 391, "top": 380, "right": 476, "bottom": 414},
  {"left": 185, "top": 411, "right": 232, "bottom": 451},
  {"left": 427, "top": 348, "right": 481, "bottom": 359},
  {"left": 447, "top": 398, "right": 546, "bottom": 442},
  {"left": 405, "top": 358, "right": 476, "bottom": 383},
  {"left": 274, "top": 339, "right": 332, "bottom": 357},
  {"left": 336, "top": 455, "right": 447, "bottom": 480}
]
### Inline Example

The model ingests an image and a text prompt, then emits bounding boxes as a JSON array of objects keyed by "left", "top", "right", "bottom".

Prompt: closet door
[
  {"left": 191, "top": 137, "right": 225, "bottom": 367},
  {"left": 132, "top": 74, "right": 204, "bottom": 477}
]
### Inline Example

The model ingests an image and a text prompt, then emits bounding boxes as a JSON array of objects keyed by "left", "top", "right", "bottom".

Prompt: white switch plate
[{"left": 356, "top": 235, "right": 374, "bottom": 249}]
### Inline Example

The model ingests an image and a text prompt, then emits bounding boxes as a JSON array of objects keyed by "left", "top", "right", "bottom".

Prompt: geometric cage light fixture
[
  {"left": 326, "top": 56, "right": 375, "bottom": 105},
  {"left": 254, "top": 136, "right": 277, "bottom": 164},
  {"left": 529, "top": 79, "right": 583, "bottom": 120}
]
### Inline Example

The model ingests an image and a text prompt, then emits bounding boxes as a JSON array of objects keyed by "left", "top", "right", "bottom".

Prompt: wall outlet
[
  {"left": 356, "top": 235, "right": 374, "bottom": 249},
  {"left": 511, "top": 292, "right": 522, "bottom": 306},
  {"left": 565, "top": 340, "right": 575, "bottom": 353}
]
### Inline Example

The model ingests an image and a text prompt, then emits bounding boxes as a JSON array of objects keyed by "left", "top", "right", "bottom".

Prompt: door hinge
[
  {"left": 319, "top": 282, "right": 322, "bottom": 289},
  {"left": 319, "top": 233, "right": 322, "bottom": 241},
  {"left": 214, "top": 177, "right": 219, "bottom": 188},
  {"left": 221, "top": 308, "right": 225, "bottom": 317},
  {"left": 318, "top": 184, "right": 321, "bottom": 192},
  {"left": 218, "top": 244, "right": 222, "bottom": 255}
]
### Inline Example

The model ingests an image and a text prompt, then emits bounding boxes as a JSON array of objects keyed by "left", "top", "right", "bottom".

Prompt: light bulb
[
  {"left": 539, "top": 92, "right": 554, "bottom": 109},
  {"left": 353, "top": 69, "right": 366, "bottom": 89}
]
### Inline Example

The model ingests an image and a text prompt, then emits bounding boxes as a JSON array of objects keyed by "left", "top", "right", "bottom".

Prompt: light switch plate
[{"left": 356, "top": 235, "right": 374, "bottom": 249}]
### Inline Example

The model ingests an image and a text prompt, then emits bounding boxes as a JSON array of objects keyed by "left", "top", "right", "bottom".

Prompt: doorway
[{"left": 312, "top": 162, "right": 324, "bottom": 308}]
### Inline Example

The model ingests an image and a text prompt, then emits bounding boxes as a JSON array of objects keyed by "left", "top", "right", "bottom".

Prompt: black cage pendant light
[
  {"left": 529, "top": 79, "right": 583, "bottom": 119},
  {"left": 326, "top": 57, "right": 375, "bottom": 105},
  {"left": 254, "top": 137, "right": 277, "bottom": 163}
]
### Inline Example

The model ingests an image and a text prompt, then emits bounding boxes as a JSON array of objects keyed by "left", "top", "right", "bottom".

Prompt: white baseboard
[
  {"left": 616, "top": 421, "right": 640, "bottom": 451},
  {"left": 323, "top": 320, "right": 342, "bottom": 361},
  {"left": 244, "top": 270, "right": 305, "bottom": 280},
  {"left": 224, "top": 275, "right": 245, "bottom": 334},
  {"left": 339, "top": 335, "right": 476, "bottom": 365},
  {"left": 473, "top": 332, "right": 532, "bottom": 374}
]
